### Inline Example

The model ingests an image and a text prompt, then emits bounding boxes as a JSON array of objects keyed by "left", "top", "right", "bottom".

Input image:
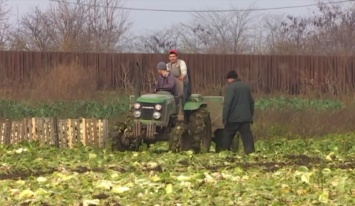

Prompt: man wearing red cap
[{"left": 166, "top": 49, "right": 191, "bottom": 105}]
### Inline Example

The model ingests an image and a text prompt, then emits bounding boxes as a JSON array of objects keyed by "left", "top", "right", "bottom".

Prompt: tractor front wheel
[
  {"left": 109, "top": 109, "right": 141, "bottom": 152},
  {"left": 188, "top": 106, "right": 212, "bottom": 153},
  {"left": 168, "top": 122, "right": 189, "bottom": 152},
  {"left": 109, "top": 122, "right": 131, "bottom": 152}
]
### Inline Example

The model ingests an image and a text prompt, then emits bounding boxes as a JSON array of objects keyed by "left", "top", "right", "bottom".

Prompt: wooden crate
[{"left": 0, "top": 118, "right": 109, "bottom": 148}]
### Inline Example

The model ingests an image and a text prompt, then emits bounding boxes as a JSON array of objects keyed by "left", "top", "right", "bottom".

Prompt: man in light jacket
[{"left": 166, "top": 49, "right": 191, "bottom": 104}]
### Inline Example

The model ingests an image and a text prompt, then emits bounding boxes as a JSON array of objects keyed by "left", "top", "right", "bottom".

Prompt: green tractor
[
  {"left": 110, "top": 63, "right": 227, "bottom": 153},
  {"left": 110, "top": 92, "right": 226, "bottom": 153}
]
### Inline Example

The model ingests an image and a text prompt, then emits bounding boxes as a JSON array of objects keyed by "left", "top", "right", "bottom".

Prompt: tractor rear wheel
[{"left": 188, "top": 106, "right": 212, "bottom": 153}]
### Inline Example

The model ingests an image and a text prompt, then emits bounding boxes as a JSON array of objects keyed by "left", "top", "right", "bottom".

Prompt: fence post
[
  {"left": 31, "top": 118, "right": 36, "bottom": 141},
  {"left": 102, "top": 119, "right": 109, "bottom": 149},
  {"left": 67, "top": 119, "right": 73, "bottom": 148},
  {"left": 22, "top": 118, "right": 27, "bottom": 141},
  {"left": 82, "top": 118, "right": 87, "bottom": 146},
  {"left": 4, "top": 119, "right": 12, "bottom": 145},
  {"left": 52, "top": 117, "right": 59, "bottom": 148}
]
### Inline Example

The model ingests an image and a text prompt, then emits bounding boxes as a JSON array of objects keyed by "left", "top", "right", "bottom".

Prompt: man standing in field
[
  {"left": 221, "top": 71, "right": 255, "bottom": 154},
  {"left": 166, "top": 49, "right": 191, "bottom": 105}
]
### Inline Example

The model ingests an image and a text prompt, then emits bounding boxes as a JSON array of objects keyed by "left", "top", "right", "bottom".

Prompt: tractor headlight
[
  {"left": 155, "top": 104, "right": 162, "bottom": 111},
  {"left": 134, "top": 103, "right": 141, "bottom": 110},
  {"left": 133, "top": 111, "right": 141, "bottom": 118},
  {"left": 153, "top": 112, "right": 161, "bottom": 120}
]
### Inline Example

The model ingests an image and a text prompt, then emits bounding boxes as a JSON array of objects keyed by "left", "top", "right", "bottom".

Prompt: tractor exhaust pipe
[{"left": 135, "top": 62, "right": 142, "bottom": 101}]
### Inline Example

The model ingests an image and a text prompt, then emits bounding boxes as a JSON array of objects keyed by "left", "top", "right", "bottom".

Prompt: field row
[{"left": 0, "top": 97, "right": 344, "bottom": 119}]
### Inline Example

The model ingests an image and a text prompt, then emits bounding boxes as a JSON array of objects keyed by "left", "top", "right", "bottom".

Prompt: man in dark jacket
[
  {"left": 154, "top": 62, "right": 176, "bottom": 95},
  {"left": 221, "top": 70, "right": 255, "bottom": 154}
]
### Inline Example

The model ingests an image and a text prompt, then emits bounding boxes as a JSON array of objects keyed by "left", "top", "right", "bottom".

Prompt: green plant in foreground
[{"left": 0, "top": 133, "right": 354, "bottom": 205}]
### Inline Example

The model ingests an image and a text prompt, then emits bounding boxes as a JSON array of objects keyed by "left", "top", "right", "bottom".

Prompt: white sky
[{"left": 5, "top": 0, "right": 331, "bottom": 33}]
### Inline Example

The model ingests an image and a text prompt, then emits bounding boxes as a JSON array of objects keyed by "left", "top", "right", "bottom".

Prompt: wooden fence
[
  {"left": 1, "top": 51, "right": 355, "bottom": 94},
  {"left": 0, "top": 118, "right": 109, "bottom": 148}
]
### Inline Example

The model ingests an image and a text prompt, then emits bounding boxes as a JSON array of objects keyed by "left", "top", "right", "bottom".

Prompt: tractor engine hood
[{"left": 136, "top": 93, "right": 174, "bottom": 104}]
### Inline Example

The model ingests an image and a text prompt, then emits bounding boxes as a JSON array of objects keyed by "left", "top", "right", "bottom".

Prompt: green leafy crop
[{"left": 0, "top": 133, "right": 354, "bottom": 205}]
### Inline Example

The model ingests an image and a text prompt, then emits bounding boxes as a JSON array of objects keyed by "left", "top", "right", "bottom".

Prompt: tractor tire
[
  {"left": 109, "top": 122, "right": 131, "bottom": 152},
  {"left": 188, "top": 106, "right": 212, "bottom": 153},
  {"left": 109, "top": 109, "right": 141, "bottom": 152},
  {"left": 168, "top": 122, "right": 189, "bottom": 152}
]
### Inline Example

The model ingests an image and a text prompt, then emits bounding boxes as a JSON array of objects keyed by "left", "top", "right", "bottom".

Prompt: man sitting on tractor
[
  {"left": 154, "top": 62, "right": 176, "bottom": 95},
  {"left": 166, "top": 49, "right": 191, "bottom": 105}
]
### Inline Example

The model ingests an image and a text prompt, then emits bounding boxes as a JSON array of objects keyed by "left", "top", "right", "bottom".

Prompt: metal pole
[{"left": 135, "top": 62, "right": 142, "bottom": 100}]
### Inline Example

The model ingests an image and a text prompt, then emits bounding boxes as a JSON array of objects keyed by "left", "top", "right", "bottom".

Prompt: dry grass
[
  {"left": 252, "top": 107, "right": 355, "bottom": 139},
  {"left": 0, "top": 61, "right": 101, "bottom": 102},
  {"left": 31, "top": 62, "right": 98, "bottom": 101}
]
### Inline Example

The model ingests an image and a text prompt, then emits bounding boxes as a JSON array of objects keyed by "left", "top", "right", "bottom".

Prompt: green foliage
[
  {"left": 0, "top": 133, "right": 354, "bottom": 205},
  {"left": 0, "top": 98, "right": 129, "bottom": 120},
  {"left": 0, "top": 96, "right": 346, "bottom": 119},
  {"left": 255, "top": 96, "right": 344, "bottom": 111}
]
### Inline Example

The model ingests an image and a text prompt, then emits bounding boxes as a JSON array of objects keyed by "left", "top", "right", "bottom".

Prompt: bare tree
[
  {"left": 270, "top": 0, "right": 355, "bottom": 55},
  {"left": 260, "top": 14, "right": 291, "bottom": 54},
  {"left": 133, "top": 25, "right": 180, "bottom": 53},
  {"left": 179, "top": 5, "right": 255, "bottom": 54},
  {"left": 308, "top": 1, "right": 355, "bottom": 55},
  {"left": 11, "top": 7, "right": 56, "bottom": 51},
  {"left": 0, "top": 0, "right": 11, "bottom": 50},
  {"left": 11, "top": 0, "right": 132, "bottom": 52},
  {"left": 49, "top": 0, "right": 88, "bottom": 51},
  {"left": 83, "top": 0, "right": 132, "bottom": 52}
]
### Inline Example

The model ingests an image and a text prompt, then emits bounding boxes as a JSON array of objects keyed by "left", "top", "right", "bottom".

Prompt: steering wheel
[{"left": 156, "top": 88, "right": 174, "bottom": 95}]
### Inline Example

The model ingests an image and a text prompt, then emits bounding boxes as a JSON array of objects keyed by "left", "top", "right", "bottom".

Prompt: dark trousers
[
  {"left": 183, "top": 81, "right": 191, "bottom": 104},
  {"left": 221, "top": 122, "right": 255, "bottom": 154}
]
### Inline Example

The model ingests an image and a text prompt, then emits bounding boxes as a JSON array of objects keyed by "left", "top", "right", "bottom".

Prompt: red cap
[{"left": 168, "top": 49, "right": 177, "bottom": 55}]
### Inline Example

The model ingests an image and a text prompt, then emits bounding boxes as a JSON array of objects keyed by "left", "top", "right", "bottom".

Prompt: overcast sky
[{"left": 6, "top": 0, "right": 326, "bottom": 33}]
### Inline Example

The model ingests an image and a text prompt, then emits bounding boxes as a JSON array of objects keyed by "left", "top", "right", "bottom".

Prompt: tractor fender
[{"left": 184, "top": 102, "right": 207, "bottom": 111}]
